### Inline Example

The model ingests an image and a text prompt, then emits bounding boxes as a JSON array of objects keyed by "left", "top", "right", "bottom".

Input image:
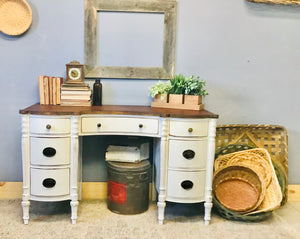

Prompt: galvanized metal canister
[{"left": 107, "top": 160, "right": 151, "bottom": 214}]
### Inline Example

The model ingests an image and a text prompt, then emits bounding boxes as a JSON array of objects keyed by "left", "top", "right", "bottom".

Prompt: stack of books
[
  {"left": 60, "top": 83, "right": 92, "bottom": 106},
  {"left": 38, "top": 75, "right": 63, "bottom": 105}
]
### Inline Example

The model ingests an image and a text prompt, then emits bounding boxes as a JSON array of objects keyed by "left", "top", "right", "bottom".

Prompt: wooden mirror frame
[{"left": 84, "top": 0, "right": 177, "bottom": 79}]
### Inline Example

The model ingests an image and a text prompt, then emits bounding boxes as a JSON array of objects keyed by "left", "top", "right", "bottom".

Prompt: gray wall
[{"left": 0, "top": 0, "right": 299, "bottom": 183}]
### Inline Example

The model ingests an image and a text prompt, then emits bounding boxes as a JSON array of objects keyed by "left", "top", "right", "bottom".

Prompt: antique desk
[{"left": 20, "top": 104, "right": 218, "bottom": 225}]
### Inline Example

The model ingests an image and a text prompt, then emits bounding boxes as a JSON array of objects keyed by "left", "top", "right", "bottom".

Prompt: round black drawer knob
[
  {"left": 97, "top": 123, "right": 101, "bottom": 128},
  {"left": 139, "top": 124, "right": 143, "bottom": 128},
  {"left": 182, "top": 150, "right": 195, "bottom": 160},
  {"left": 42, "top": 178, "right": 56, "bottom": 188},
  {"left": 46, "top": 124, "right": 51, "bottom": 130},
  {"left": 181, "top": 180, "right": 193, "bottom": 190},
  {"left": 43, "top": 147, "right": 56, "bottom": 157}
]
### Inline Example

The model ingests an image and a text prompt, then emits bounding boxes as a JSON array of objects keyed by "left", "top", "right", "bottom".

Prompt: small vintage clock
[{"left": 66, "top": 61, "right": 84, "bottom": 84}]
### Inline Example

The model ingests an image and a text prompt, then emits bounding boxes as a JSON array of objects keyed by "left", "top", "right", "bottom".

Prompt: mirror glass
[
  {"left": 97, "top": 12, "right": 164, "bottom": 67},
  {"left": 98, "top": 12, "right": 164, "bottom": 67}
]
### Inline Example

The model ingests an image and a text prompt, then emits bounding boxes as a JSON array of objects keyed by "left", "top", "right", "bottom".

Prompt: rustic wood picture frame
[
  {"left": 247, "top": 0, "right": 300, "bottom": 4},
  {"left": 84, "top": 0, "right": 177, "bottom": 79}
]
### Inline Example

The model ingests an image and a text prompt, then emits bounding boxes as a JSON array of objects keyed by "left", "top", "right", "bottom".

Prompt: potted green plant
[
  {"left": 184, "top": 76, "right": 208, "bottom": 105},
  {"left": 168, "top": 74, "right": 185, "bottom": 104},
  {"left": 149, "top": 80, "right": 172, "bottom": 103}
]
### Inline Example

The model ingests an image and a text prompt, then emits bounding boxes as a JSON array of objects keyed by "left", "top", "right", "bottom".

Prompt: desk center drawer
[{"left": 81, "top": 117, "right": 159, "bottom": 135}]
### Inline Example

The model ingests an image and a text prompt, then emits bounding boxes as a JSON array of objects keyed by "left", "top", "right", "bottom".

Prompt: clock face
[{"left": 68, "top": 68, "right": 81, "bottom": 81}]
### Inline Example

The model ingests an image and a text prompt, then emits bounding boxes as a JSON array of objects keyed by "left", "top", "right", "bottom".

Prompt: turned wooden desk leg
[
  {"left": 204, "top": 118, "right": 217, "bottom": 225},
  {"left": 21, "top": 115, "right": 30, "bottom": 225},
  {"left": 22, "top": 200, "right": 30, "bottom": 224},
  {"left": 70, "top": 116, "right": 80, "bottom": 224},
  {"left": 70, "top": 200, "right": 79, "bottom": 224},
  {"left": 204, "top": 194, "right": 213, "bottom": 225},
  {"left": 157, "top": 119, "right": 169, "bottom": 225},
  {"left": 157, "top": 195, "right": 166, "bottom": 225}
]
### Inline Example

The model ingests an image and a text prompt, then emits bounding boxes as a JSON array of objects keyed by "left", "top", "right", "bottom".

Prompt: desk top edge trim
[{"left": 19, "top": 104, "right": 219, "bottom": 119}]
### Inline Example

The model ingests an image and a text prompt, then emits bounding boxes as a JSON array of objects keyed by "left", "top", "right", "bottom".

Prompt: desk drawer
[
  {"left": 81, "top": 117, "right": 159, "bottom": 135},
  {"left": 30, "top": 137, "right": 70, "bottom": 166},
  {"left": 166, "top": 170, "right": 206, "bottom": 203},
  {"left": 31, "top": 168, "right": 69, "bottom": 197},
  {"left": 168, "top": 139, "right": 207, "bottom": 170},
  {"left": 169, "top": 119, "right": 209, "bottom": 137},
  {"left": 30, "top": 117, "right": 70, "bottom": 135}
]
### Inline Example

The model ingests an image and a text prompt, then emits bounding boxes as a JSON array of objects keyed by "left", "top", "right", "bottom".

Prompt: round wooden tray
[
  {"left": 0, "top": 0, "right": 32, "bottom": 36},
  {"left": 215, "top": 125, "right": 288, "bottom": 205},
  {"left": 213, "top": 143, "right": 284, "bottom": 221},
  {"left": 213, "top": 165, "right": 265, "bottom": 213}
]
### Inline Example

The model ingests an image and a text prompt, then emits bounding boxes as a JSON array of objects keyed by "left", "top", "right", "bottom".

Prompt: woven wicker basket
[
  {"left": 212, "top": 197, "right": 273, "bottom": 222},
  {"left": 0, "top": 0, "right": 32, "bottom": 36},
  {"left": 247, "top": 0, "right": 300, "bottom": 5},
  {"left": 215, "top": 148, "right": 282, "bottom": 213},
  {"left": 215, "top": 151, "right": 273, "bottom": 188},
  {"left": 215, "top": 124, "right": 288, "bottom": 205},
  {"left": 213, "top": 143, "right": 284, "bottom": 222},
  {"left": 213, "top": 165, "right": 265, "bottom": 213}
]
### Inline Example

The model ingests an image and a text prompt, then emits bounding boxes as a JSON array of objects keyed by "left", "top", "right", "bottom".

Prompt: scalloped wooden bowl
[{"left": 0, "top": 0, "right": 32, "bottom": 36}]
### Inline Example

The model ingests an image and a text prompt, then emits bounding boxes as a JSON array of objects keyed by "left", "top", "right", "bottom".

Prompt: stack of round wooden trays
[
  {"left": 213, "top": 165, "right": 265, "bottom": 213},
  {"left": 214, "top": 124, "right": 288, "bottom": 221}
]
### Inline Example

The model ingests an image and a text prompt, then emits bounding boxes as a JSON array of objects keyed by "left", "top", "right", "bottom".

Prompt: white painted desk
[{"left": 20, "top": 104, "right": 218, "bottom": 225}]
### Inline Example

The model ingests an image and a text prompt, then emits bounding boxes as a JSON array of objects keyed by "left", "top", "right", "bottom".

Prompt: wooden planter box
[
  {"left": 154, "top": 94, "right": 168, "bottom": 103},
  {"left": 184, "top": 95, "right": 202, "bottom": 105},
  {"left": 151, "top": 94, "right": 204, "bottom": 111},
  {"left": 168, "top": 94, "right": 183, "bottom": 104}
]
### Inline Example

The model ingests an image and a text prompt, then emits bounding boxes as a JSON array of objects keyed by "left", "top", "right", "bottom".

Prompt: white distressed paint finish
[
  {"left": 21, "top": 112, "right": 217, "bottom": 225},
  {"left": 21, "top": 115, "right": 73, "bottom": 224}
]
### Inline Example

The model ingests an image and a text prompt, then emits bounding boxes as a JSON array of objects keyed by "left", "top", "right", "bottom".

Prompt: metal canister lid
[{"left": 107, "top": 160, "right": 150, "bottom": 172}]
